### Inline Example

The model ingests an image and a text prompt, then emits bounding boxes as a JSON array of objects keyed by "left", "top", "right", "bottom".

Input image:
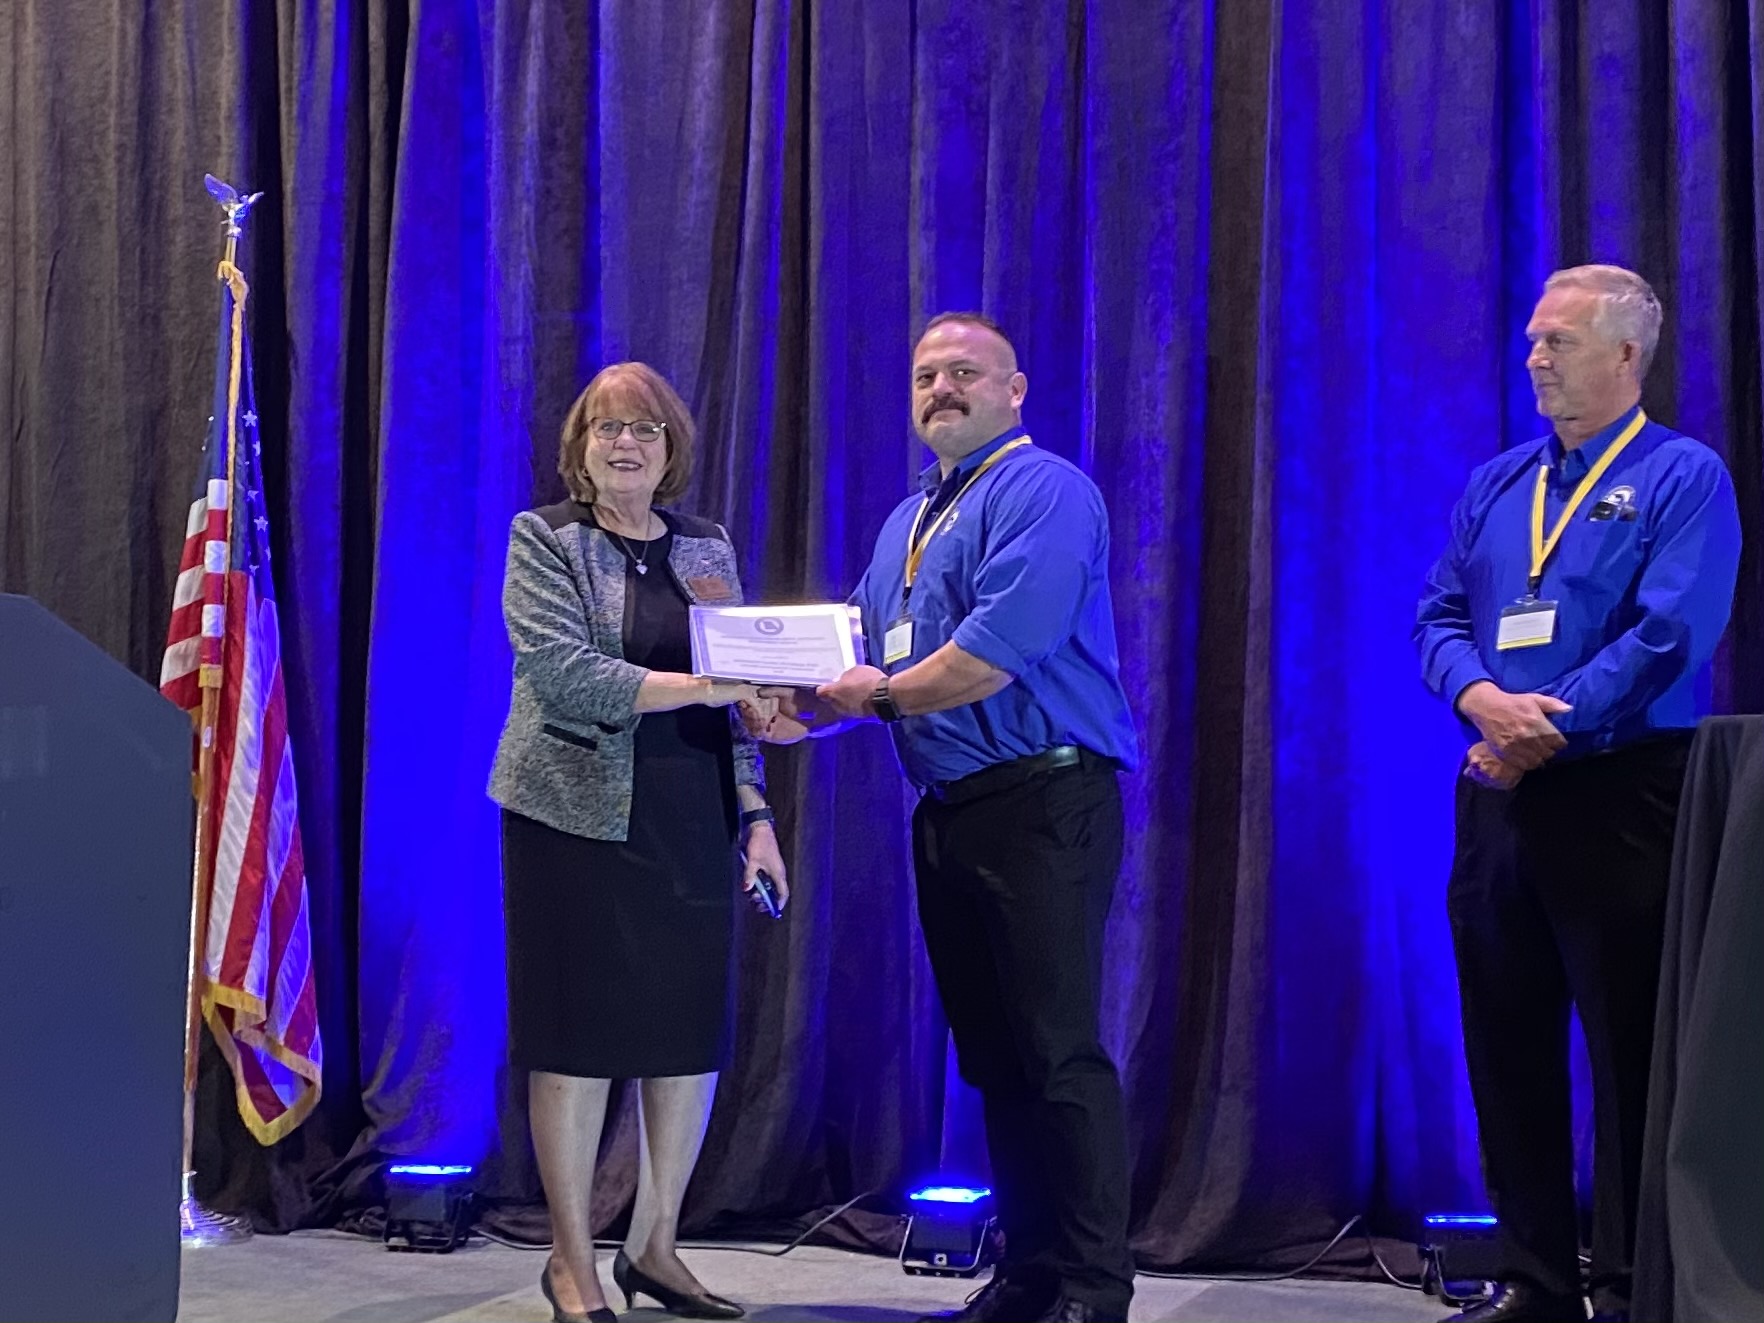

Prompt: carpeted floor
[{"left": 174, "top": 1235, "right": 1451, "bottom": 1322}]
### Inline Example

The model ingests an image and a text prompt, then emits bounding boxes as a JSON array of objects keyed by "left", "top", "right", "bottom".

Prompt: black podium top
[{"left": 1634, "top": 715, "right": 1764, "bottom": 1323}]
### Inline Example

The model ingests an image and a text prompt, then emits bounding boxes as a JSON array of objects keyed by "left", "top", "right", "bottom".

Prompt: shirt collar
[
  {"left": 1546, "top": 403, "right": 1643, "bottom": 479},
  {"left": 916, "top": 425, "right": 1029, "bottom": 494}
]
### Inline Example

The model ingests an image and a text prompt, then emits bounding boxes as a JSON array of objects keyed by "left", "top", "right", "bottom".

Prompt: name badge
[
  {"left": 1497, "top": 598, "right": 1558, "bottom": 651},
  {"left": 883, "top": 616, "right": 914, "bottom": 666}
]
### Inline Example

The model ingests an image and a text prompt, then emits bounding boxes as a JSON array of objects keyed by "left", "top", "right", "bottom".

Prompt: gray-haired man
[{"left": 1417, "top": 265, "right": 1741, "bottom": 1323}]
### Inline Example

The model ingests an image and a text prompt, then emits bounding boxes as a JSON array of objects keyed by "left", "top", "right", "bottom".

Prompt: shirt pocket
[{"left": 1556, "top": 518, "right": 1647, "bottom": 599}]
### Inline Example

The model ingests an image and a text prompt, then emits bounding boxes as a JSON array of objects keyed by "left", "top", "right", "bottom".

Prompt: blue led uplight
[
  {"left": 389, "top": 1164, "right": 474, "bottom": 1178},
  {"left": 909, "top": 1186, "right": 993, "bottom": 1205},
  {"left": 1423, "top": 1214, "right": 1498, "bottom": 1227}
]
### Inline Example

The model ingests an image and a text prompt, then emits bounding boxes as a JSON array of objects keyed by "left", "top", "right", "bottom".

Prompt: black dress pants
[
  {"left": 912, "top": 752, "right": 1133, "bottom": 1316},
  {"left": 1448, "top": 733, "right": 1691, "bottom": 1315}
]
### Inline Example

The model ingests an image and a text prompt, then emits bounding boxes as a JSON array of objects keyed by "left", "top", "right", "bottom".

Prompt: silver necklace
[{"left": 599, "top": 509, "right": 657, "bottom": 574}]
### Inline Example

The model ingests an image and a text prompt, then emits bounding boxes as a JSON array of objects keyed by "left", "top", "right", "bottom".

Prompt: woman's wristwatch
[{"left": 739, "top": 806, "right": 776, "bottom": 831}]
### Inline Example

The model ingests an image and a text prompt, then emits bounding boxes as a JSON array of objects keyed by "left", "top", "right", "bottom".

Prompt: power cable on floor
[
  {"left": 1139, "top": 1214, "right": 1425, "bottom": 1290},
  {"left": 475, "top": 1188, "right": 882, "bottom": 1260}
]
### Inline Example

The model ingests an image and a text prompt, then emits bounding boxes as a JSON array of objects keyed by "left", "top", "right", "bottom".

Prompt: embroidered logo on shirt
[
  {"left": 689, "top": 575, "right": 737, "bottom": 600},
  {"left": 1588, "top": 485, "right": 1639, "bottom": 522}
]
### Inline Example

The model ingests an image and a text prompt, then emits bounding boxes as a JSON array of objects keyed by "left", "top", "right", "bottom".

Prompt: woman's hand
[
  {"left": 741, "top": 822, "right": 789, "bottom": 914},
  {"left": 702, "top": 680, "right": 761, "bottom": 708}
]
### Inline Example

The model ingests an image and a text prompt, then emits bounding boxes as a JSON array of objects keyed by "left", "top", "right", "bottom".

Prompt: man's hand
[
  {"left": 1456, "top": 681, "right": 1572, "bottom": 771},
  {"left": 735, "top": 687, "right": 823, "bottom": 744},
  {"left": 735, "top": 694, "right": 780, "bottom": 736},
  {"left": 740, "top": 821, "right": 789, "bottom": 913},
  {"left": 816, "top": 665, "right": 887, "bottom": 721},
  {"left": 1464, "top": 740, "right": 1524, "bottom": 791}
]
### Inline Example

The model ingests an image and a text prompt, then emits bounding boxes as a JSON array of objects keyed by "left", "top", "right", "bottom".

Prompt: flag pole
[{"left": 178, "top": 178, "right": 262, "bottom": 1248}]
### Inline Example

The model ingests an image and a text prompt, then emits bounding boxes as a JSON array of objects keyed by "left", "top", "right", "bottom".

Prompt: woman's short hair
[{"left": 558, "top": 362, "right": 696, "bottom": 505}]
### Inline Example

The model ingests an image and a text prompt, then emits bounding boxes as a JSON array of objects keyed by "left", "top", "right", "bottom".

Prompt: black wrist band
[
  {"left": 872, "top": 678, "right": 905, "bottom": 723},
  {"left": 739, "top": 806, "right": 775, "bottom": 828}
]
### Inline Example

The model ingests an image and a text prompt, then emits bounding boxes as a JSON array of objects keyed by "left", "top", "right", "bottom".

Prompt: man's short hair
[
  {"left": 919, "top": 310, "right": 1017, "bottom": 359},
  {"left": 1543, "top": 264, "right": 1664, "bottom": 378}
]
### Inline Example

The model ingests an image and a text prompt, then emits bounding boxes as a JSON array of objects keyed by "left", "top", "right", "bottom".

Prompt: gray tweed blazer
[{"left": 488, "top": 500, "right": 765, "bottom": 841}]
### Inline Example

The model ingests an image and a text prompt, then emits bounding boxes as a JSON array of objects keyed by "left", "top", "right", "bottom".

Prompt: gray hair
[{"left": 1543, "top": 264, "right": 1663, "bottom": 378}]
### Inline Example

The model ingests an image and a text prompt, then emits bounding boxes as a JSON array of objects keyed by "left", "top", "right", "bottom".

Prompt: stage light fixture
[
  {"left": 384, "top": 1163, "right": 476, "bottom": 1253},
  {"left": 900, "top": 1184, "right": 997, "bottom": 1277},
  {"left": 1418, "top": 1213, "right": 1502, "bottom": 1303}
]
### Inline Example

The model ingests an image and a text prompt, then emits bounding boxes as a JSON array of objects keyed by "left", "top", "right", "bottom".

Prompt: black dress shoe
[
  {"left": 1034, "top": 1297, "right": 1126, "bottom": 1323},
  {"left": 917, "top": 1273, "right": 1058, "bottom": 1322},
  {"left": 539, "top": 1258, "right": 616, "bottom": 1323},
  {"left": 613, "top": 1248, "right": 745, "bottom": 1319},
  {"left": 1440, "top": 1282, "right": 1586, "bottom": 1323}
]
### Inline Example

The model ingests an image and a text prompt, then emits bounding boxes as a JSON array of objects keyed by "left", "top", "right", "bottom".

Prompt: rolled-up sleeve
[
  {"left": 950, "top": 467, "right": 1103, "bottom": 676},
  {"left": 503, "top": 513, "right": 649, "bottom": 728}
]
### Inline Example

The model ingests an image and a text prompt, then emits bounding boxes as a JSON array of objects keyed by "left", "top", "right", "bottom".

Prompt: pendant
[{"left": 635, "top": 563, "right": 648, "bottom": 574}]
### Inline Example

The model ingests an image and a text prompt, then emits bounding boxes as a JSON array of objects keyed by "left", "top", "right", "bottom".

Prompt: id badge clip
[{"left": 1497, "top": 597, "right": 1558, "bottom": 651}]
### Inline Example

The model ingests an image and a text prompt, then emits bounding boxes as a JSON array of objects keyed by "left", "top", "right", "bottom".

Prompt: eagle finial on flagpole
[{"left": 205, "top": 174, "right": 264, "bottom": 265}]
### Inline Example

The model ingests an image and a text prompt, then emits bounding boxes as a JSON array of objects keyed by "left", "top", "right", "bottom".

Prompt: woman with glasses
[{"left": 490, "top": 362, "right": 787, "bottom": 1322}]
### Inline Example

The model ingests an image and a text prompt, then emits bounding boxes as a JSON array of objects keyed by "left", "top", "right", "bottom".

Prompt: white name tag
[
  {"left": 883, "top": 617, "right": 914, "bottom": 666},
  {"left": 1497, "top": 599, "right": 1558, "bottom": 651}
]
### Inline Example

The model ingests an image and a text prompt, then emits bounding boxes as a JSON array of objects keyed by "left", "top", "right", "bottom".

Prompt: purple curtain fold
[{"left": 4, "top": 0, "right": 1760, "bottom": 1268}]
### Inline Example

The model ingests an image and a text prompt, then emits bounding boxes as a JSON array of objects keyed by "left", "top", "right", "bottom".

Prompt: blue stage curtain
[{"left": 3, "top": 0, "right": 1759, "bottom": 1266}]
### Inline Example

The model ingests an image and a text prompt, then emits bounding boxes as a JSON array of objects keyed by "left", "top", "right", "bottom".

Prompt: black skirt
[{"left": 502, "top": 527, "right": 740, "bottom": 1078}]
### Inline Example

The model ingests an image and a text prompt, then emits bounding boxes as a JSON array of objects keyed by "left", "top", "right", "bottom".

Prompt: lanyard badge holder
[
  {"left": 887, "top": 437, "right": 1033, "bottom": 668},
  {"left": 1498, "top": 412, "right": 1646, "bottom": 652}
]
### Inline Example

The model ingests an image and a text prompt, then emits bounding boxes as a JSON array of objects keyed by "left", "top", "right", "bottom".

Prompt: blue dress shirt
[
  {"left": 1416, "top": 405, "right": 1742, "bottom": 757},
  {"left": 851, "top": 428, "right": 1141, "bottom": 788}
]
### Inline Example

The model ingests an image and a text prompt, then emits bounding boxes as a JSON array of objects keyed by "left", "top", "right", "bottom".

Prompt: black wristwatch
[
  {"left": 739, "top": 806, "right": 776, "bottom": 830},
  {"left": 871, "top": 676, "right": 905, "bottom": 723}
]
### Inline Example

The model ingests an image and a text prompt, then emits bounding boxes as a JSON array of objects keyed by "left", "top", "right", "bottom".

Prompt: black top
[{"left": 606, "top": 524, "right": 739, "bottom": 892}]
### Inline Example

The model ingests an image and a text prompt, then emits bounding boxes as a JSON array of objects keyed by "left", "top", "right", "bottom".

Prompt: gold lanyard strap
[
  {"left": 1528, "top": 410, "right": 1647, "bottom": 588},
  {"left": 904, "top": 436, "right": 1033, "bottom": 588}
]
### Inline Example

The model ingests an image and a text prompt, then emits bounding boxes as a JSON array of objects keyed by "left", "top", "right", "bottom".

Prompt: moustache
[{"left": 923, "top": 396, "right": 969, "bottom": 423}]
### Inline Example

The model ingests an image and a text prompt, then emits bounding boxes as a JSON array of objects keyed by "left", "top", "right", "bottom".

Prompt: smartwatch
[{"left": 871, "top": 677, "right": 905, "bottom": 723}]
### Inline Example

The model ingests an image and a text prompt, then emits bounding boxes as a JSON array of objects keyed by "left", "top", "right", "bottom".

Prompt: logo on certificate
[{"left": 754, "top": 617, "right": 785, "bottom": 636}]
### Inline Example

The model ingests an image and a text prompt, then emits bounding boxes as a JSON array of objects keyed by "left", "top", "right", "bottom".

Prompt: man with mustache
[
  {"left": 756, "top": 312, "right": 1139, "bottom": 1323},
  {"left": 1416, "top": 266, "right": 1741, "bottom": 1323}
]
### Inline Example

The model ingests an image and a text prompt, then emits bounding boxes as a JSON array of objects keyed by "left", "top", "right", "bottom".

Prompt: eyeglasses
[{"left": 589, "top": 417, "right": 667, "bottom": 442}]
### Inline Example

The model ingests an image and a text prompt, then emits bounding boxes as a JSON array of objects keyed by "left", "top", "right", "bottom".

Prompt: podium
[
  {"left": 0, "top": 595, "right": 191, "bottom": 1323},
  {"left": 1634, "top": 715, "right": 1764, "bottom": 1322}
]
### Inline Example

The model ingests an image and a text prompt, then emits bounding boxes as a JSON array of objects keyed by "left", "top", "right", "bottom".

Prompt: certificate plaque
[{"left": 688, "top": 603, "right": 864, "bottom": 687}]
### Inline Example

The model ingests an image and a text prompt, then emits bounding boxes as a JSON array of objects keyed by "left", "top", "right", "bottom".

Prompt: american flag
[{"left": 159, "top": 266, "right": 322, "bottom": 1144}]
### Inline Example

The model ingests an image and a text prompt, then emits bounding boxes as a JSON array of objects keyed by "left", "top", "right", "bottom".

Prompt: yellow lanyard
[
  {"left": 1528, "top": 410, "right": 1647, "bottom": 594},
  {"left": 903, "top": 436, "right": 1033, "bottom": 590}
]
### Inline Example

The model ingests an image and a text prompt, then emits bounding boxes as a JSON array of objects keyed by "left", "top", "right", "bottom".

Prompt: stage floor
[{"left": 176, "top": 1234, "right": 1447, "bottom": 1322}]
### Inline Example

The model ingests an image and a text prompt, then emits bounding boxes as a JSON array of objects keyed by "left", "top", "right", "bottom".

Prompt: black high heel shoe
[
  {"left": 540, "top": 1257, "right": 617, "bottom": 1323},
  {"left": 613, "top": 1248, "right": 745, "bottom": 1319}
]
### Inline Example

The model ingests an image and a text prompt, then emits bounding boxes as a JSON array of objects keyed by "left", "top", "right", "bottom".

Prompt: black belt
[{"left": 924, "top": 745, "right": 1113, "bottom": 806}]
